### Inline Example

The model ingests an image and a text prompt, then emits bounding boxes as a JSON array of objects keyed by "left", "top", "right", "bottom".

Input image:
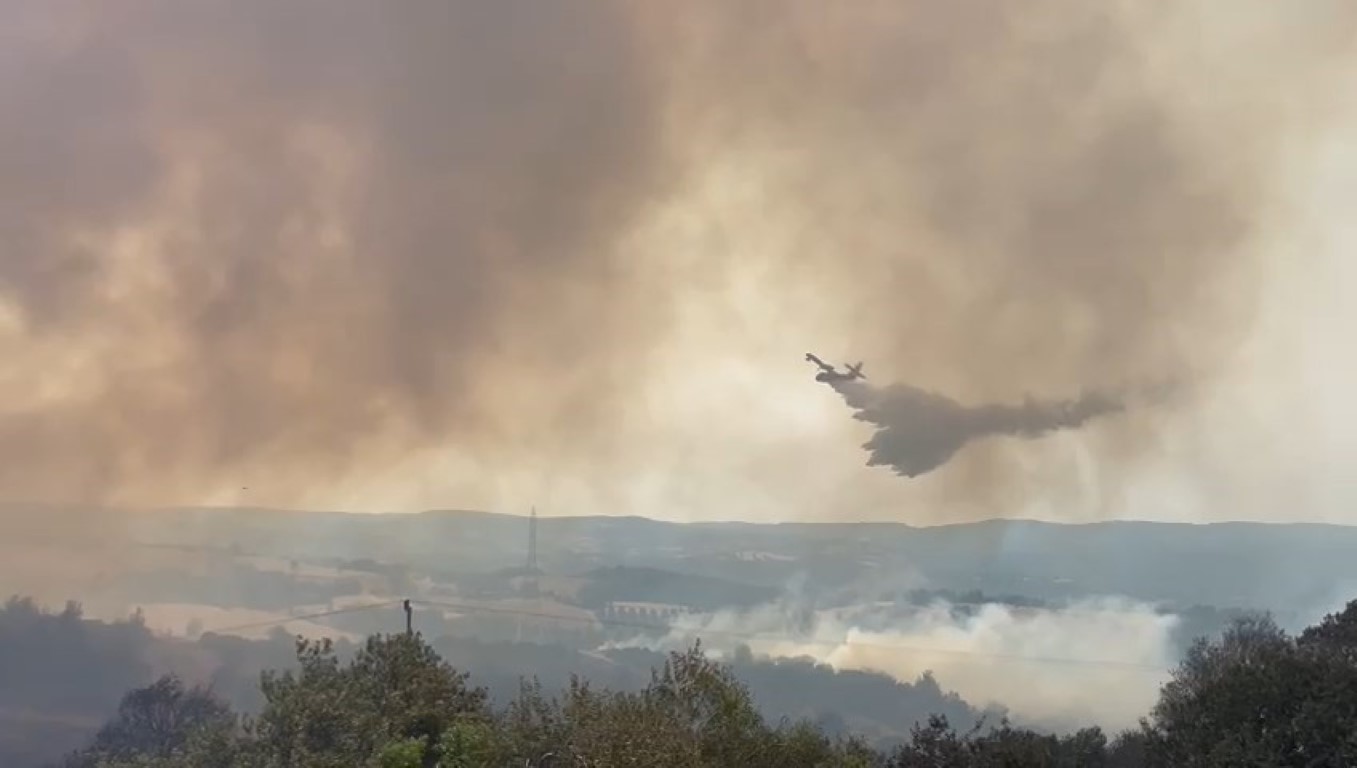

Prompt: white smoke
[{"left": 605, "top": 597, "right": 1177, "bottom": 731}]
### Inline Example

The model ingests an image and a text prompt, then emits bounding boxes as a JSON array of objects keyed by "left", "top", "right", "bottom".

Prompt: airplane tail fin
[{"left": 848, "top": 362, "right": 865, "bottom": 378}]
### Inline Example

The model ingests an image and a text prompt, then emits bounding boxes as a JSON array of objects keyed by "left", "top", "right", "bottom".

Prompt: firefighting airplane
[{"left": 805, "top": 353, "right": 865, "bottom": 383}]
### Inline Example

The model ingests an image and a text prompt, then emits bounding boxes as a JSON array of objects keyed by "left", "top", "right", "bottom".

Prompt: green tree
[
  {"left": 645, "top": 642, "right": 768, "bottom": 766},
  {"left": 251, "top": 633, "right": 488, "bottom": 767},
  {"left": 1144, "top": 606, "right": 1357, "bottom": 767},
  {"left": 376, "top": 738, "right": 426, "bottom": 768},
  {"left": 1147, "top": 614, "right": 1304, "bottom": 765},
  {"left": 64, "top": 675, "right": 237, "bottom": 768},
  {"left": 436, "top": 720, "right": 497, "bottom": 768},
  {"left": 890, "top": 714, "right": 974, "bottom": 767},
  {"left": 1106, "top": 729, "right": 1149, "bottom": 768},
  {"left": 69, "top": 600, "right": 1357, "bottom": 768},
  {"left": 1299, "top": 600, "right": 1357, "bottom": 663}
]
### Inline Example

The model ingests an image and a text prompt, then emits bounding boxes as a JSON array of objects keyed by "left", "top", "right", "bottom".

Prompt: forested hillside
[
  {"left": 51, "top": 598, "right": 1357, "bottom": 767},
  {"left": 0, "top": 598, "right": 988, "bottom": 766}
]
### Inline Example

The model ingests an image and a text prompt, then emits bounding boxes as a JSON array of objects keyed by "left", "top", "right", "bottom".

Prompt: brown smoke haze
[{"left": 1, "top": 1, "right": 1354, "bottom": 523}]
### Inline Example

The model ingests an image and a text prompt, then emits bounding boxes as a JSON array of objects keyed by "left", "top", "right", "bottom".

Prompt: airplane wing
[{"left": 806, "top": 353, "right": 835, "bottom": 372}]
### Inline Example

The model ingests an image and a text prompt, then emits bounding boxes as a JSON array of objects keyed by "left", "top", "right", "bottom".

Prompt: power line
[{"left": 203, "top": 599, "right": 404, "bottom": 635}]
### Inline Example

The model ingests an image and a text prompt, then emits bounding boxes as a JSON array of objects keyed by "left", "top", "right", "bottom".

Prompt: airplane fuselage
[{"left": 806, "top": 352, "right": 865, "bottom": 383}]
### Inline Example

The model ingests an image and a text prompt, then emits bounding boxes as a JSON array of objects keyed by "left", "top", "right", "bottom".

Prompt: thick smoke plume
[
  {"left": 608, "top": 596, "right": 1177, "bottom": 731},
  {"left": 0, "top": 1, "right": 1351, "bottom": 516},
  {"left": 831, "top": 380, "right": 1123, "bottom": 478},
  {"left": 0, "top": 0, "right": 678, "bottom": 505}
]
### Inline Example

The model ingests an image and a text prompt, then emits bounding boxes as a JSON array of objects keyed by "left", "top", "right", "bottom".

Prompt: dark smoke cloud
[
  {"left": 0, "top": 1, "right": 1350, "bottom": 515},
  {"left": 831, "top": 380, "right": 1122, "bottom": 478},
  {"left": 0, "top": 0, "right": 677, "bottom": 503}
]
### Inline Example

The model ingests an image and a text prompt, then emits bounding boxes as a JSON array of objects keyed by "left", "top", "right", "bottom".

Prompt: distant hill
[{"left": 10, "top": 504, "right": 1357, "bottom": 615}]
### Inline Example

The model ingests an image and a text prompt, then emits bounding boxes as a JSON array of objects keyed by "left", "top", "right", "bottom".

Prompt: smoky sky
[
  {"left": 0, "top": 1, "right": 1351, "bottom": 513},
  {"left": 1, "top": 0, "right": 680, "bottom": 501}
]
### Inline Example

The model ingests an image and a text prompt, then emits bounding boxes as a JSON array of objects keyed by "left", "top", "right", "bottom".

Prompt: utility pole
[
  {"left": 526, "top": 505, "right": 539, "bottom": 574},
  {"left": 402, "top": 599, "right": 412, "bottom": 636}
]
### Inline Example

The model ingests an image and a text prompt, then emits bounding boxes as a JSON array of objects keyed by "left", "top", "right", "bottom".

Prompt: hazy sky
[{"left": 1, "top": 1, "right": 1354, "bottom": 525}]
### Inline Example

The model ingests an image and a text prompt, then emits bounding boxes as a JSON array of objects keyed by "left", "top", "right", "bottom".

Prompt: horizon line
[{"left": 2, "top": 501, "right": 1352, "bottom": 528}]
